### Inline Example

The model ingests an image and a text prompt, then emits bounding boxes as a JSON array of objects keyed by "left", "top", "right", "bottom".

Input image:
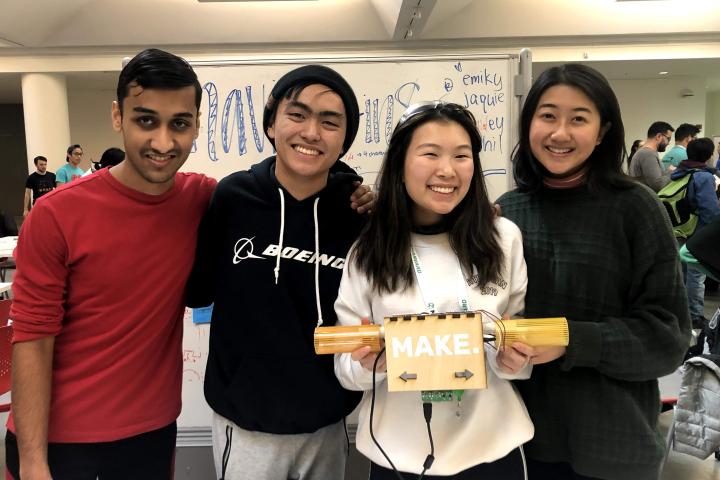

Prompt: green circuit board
[{"left": 420, "top": 390, "right": 465, "bottom": 403}]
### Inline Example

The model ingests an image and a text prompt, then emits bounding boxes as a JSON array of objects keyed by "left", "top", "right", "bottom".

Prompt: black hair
[
  {"left": 265, "top": 79, "right": 315, "bottom": 131},
  {"left": 628, "top": 139, "right": 643, "bottom": 168},
  {"left": 512, "top": 63, "right": 631, "bottom": 193},
  {"left": 674, "top": 123, "right": 700, "bottom": 142},
  {"left": 66, "top": 144, "right": 82, "bottom": 162},
  {"left": 352, "top": 103, "right": 503, "bottom": 294},
  {"left": 687, "top": 137, "right": 715, "bottom": 163},
  {"left": 98, "top": 147, "right": 125, "bottom": 169},
  {"left": 116, "top": 48, "right": 201, "bottom": 115},
  {"left": 33, "top": 155, "right": 47, "bottom": 165},
  {"left": 647, "top": 121, "right": 674, "bottom": 138}
]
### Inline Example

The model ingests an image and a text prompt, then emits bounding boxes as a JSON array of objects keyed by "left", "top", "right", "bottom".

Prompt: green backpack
[{"left": 658, "top": 169, "right": 699, "bottom": 239}]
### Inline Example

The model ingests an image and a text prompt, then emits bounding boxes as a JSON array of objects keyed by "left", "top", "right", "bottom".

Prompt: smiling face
[
  {"left": 403, "top": 120, "right": 474, "bottom": 226},
  {"left": 530, "top": 84, "right": 605, "bottom": 177},
  {"left": 267, "top": 83, "right": 346, "bottom": 199},
  {"left": 110, "top": 84, "right": 199, "bottom": 195}
]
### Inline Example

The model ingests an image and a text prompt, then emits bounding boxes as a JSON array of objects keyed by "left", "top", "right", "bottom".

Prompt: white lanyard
[{"left": 410, "top": 246, "right": 470, "bottom": 314}]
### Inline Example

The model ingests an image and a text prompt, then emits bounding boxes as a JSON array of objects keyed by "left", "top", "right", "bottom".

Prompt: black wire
[
  {"left": 369, "top": 347, "right": 405, "bottom": 480},
  {"left": 343, "top": 416, "right": 350, "bottom": 457},
  {"left": 417, "top": 402, "right": 435, "bottom": 480},
  {"left": 220, "top": 424, "right": 233, "bottom": 480},
  {"left": 478, "top": 309, "right": 504, "bottom": 351}
]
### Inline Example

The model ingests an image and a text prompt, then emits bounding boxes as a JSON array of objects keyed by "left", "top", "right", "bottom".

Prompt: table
[
  {"left": 0, "top": 236, "right": 17, "bottom": 259},
  {"left": 0, "top": 282, "right": 10, "bottom": 300}
]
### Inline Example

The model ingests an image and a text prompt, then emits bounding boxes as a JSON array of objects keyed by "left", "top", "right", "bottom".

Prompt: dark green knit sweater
[{"left": 498, "top": 183, "right": 690, "bottom": 480}]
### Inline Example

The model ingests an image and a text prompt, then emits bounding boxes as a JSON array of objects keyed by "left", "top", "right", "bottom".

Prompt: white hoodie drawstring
[
  {"left": 274, "top": 188, "right": 285, "bottom": 285},
  {"left": 313, "top": 198, "right": 323, "bottom": 327},
  {"left": 274, "top": 189, "right": 323, "bottom": 328}
]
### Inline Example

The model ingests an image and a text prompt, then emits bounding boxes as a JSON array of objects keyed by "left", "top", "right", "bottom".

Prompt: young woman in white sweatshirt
[{"left": 334, "top": 102, "right": 533, "bottom": 479}]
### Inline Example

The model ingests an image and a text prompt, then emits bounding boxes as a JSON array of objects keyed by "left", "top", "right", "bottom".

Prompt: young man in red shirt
[{"left": 7, "top": 48, "right": 216, "bottom": 480}]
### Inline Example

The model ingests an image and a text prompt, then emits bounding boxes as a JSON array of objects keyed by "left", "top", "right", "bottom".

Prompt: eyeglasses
[
  {"left": 661, "top": 134, "right": 672, "bottom": 142},
  {"left": 397, "top": 101, "right": 475, "bottom": 129}
]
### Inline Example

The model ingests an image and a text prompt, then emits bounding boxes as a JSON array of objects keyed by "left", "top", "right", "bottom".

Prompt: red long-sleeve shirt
[{"left": 8, "top": 168, "right": 216, "bottom": 443}]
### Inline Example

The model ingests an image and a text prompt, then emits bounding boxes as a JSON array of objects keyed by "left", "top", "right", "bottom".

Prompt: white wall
[
  {"left": 706, "top": 91, "right": 720, "bottom": 138},
  {"left": 67, "top": 89, "right": 121, "bottom": 170},
  {"left": 610, "top": 77, "right": 707, "bottom": 149},
  {"left": 59, "top": 74, "right": 713, "bottom": 177}
]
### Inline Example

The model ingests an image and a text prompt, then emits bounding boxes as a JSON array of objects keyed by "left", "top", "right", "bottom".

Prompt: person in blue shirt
[
  {"left": 671, "top": 137, "right": 720, "bottom": 328},
  {"left": 56, "top": 144, "right": 85, "bottom": 185},
  {"left": 662, "top": 123, "right": 699, "bottom": 172}
]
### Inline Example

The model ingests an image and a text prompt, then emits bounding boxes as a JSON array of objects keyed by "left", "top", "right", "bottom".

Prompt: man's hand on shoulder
[{"left": 350, "top": 181, "right": 374, "bottom": 214}]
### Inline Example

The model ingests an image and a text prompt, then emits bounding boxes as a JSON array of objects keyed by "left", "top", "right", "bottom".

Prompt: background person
[
  {"left": 628, "top": 121, "right": 674, "bottom": 191},
  {"left": 55, "top": 144, "right": 85, "bottom": 185},
  {"left": 23, "top": 155, "right": 55, "bottom": 217},
  {"left": 670, "top": 137, "right": 720, "bottom": 331},
  {"left": 627, "top": 139, "right": 643, "bottom": 170},
  {"left": 662, "top": 123, "right": 700, "bottom": 172},
  {"left": 83, "top": 147, "right": 125, "bottom": 176}
]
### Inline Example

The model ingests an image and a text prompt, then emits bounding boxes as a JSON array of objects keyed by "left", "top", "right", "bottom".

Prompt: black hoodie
[{"left": 187, "top": 156, "right": 364, "bottom": 434}]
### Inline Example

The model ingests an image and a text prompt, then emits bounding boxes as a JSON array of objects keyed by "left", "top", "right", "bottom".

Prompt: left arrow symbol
[{"left": 399, "top": 371, "right": 417, "bottom": 382}]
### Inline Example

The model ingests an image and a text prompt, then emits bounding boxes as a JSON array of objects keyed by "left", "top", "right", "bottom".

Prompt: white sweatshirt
[{"left": 334, "top": 217, "right": 534, "bottom": 475}]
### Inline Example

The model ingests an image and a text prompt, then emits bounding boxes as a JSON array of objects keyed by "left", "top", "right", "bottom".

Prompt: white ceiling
[{"left": 0, "top": 0, "right": 719, "bottom": 102}]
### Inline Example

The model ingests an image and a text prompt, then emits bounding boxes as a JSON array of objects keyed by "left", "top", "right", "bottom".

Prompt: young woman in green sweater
[{"left": 497, "top": 64, "right": 690, "bottom": 480}]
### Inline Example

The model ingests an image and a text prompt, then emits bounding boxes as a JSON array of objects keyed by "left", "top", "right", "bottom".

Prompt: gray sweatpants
[{"left": 212, "top": 412, "right": 348, "bottom": 480}]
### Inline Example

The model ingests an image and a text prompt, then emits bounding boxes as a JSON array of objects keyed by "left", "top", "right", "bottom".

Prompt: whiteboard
[
  {"left": 178, "top": 308, "right": 212, "bottom": 436},
  {"left": 177, "top": 53, "right": 529, "bottom": 440}
]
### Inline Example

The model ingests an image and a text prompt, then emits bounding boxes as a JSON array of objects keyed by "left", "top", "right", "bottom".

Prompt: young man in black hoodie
[{"left": 187, "top": 65, "right": 367, "bottom": 479}]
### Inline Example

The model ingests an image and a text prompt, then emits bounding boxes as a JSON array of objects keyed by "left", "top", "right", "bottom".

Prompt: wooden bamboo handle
[
  {"left": 492, "top": 318, "right": 569, "bottom": 347},
  {"left": 314, "top": 325, "right": 383, "bottom": 354}
]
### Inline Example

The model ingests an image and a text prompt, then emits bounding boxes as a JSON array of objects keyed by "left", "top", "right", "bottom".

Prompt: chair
[
  {"left": 0, "top": 257, "right": 14, "bottom": 283},
  {"left": 0, "top": 299, "right": 11, "bottom": 324},
  {"left": 0, "top": 258, "right": 15, "bottom": 299},
  {"left": 0, "top": 324, "right": 12, "bottom": 413}
]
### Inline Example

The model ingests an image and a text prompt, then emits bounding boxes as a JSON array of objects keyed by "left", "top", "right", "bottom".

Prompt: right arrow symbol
[
  {"left": 454, "top": 369, "right": 474, "bottom": 380},
  {"left": 399, "top": 371, "right": 417, "bottom": 382}
]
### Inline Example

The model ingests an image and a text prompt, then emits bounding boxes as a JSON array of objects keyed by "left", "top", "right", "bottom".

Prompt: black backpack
[{"left": 687, "top": 308, "right": 720, "bottom": 360}]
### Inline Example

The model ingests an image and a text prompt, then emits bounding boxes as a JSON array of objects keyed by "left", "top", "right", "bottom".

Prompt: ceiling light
[
  {"left": 198, "top": 1, "right": 317, "bottom": 2},
  {"left": 659, "top": 71, "right": 669, "bottom": 75}
]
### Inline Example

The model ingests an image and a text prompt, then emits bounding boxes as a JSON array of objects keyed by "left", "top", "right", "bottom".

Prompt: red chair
[
  {"left": 0, "top": 299, "right": 11, "bottom": 324},
  {"left": 0, "top": 324, "right": 12, "bottom": 413},
  {"left": 0, "top": 324, "right": 11, "bottom": 480}
]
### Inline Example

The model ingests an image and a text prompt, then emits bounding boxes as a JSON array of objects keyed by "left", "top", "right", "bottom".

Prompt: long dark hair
[
  {"left": 352, "top": 102, "right": 503, "bottom": 294},
  {"left": 513, "top": 63, "right": 632, "bottom": 193},
  {"left": 627, "top": 139, "right": 642, "bottom": 169}
]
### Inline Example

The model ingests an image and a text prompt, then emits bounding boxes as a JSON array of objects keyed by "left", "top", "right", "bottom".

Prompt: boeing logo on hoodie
[
  {"left": 232, "top": 237, "right": 346, "bottom": 269},
  {"left": 233, "top": 237, "right": 265, "bottom": 264}
]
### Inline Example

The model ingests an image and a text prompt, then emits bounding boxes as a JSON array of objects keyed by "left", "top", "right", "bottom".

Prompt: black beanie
[{"left": 263, "top": 65, "right": 359, "bottom": 157}]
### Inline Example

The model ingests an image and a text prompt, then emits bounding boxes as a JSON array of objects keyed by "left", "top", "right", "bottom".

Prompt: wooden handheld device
[{"left": 314, "top": 313, "right": 568, "bottom": 392}]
